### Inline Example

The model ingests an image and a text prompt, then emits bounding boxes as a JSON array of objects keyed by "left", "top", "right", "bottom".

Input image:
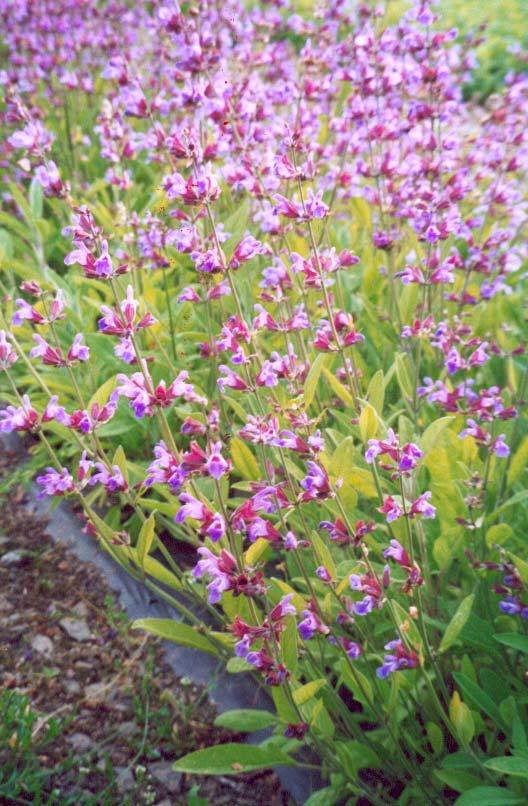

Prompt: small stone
[
  {"left": 0, "top": 613, "right": 25, "bottom": 632},
  {"left": 118, "top": 721, "right": 139, "bottom": 738},
  {"left": 0, "top": 536, "right": 9, "bottom": 547},
  {"left": 115, "top": 766, "right": 135, "bottom": 793},
  {"left": 149, "top": 761, "right": 182, "bottom": 794},
  {"left": 59, "top": 618, "right": 91, "bottom": 642},
  {"left": 31, "top": 634, "right": 54, "bottom": 657},
  {"left": 71, "top": 601, "right": 89, "bottom": 617},
  {"left": 67, "top": 732, "right": 93, "bottom": 753},
  {"left": 63, "top": 680, "right": 82, "bottom": 696},
  {"left": 0, "top": 595, "right": 14, "bottom": 612},
  {"left": 84, "top": 682, "right": 113, "bottom": 702},
  {"left": 74, "top": 661, "right": 92, "bottom": 670},
  {"left": 0, "top": 550, "right": 29, "bottom": 567}
]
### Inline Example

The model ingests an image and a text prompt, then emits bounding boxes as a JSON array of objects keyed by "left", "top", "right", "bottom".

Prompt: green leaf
[
  {"left": 223, "top": 201, "right": 251, "bottom": 259},
  {"left": 421, "top": 416, "right": 455, "bottom": 455},
  {"left": 455, "top": 787, "right": 525, "bottom": 805},
  {"left": 29, "top": 178, "right": 43, "bottom": 219},
  {"left": 271, "top": 686, "right": 298, "bottom": 723},
  {"left": 137, "top": 513, "right": 156, "bottom": 570},
  {"left": 395, "top": 353, "right": 413, "bottom": 399},
  {"left": 132, "top": 619, "right": 217, "bottom": 655},
  {"left": 494, "top": 633, "right": 528, "bottom": 655},
  {"left": 449, "top": 691, "right": 475, "bottom": 746},
  {"left": 280, "top": 614, "right": 298, "bottom": 675},
  {"left": 172, "top": 743, "right": 294, "bottom": 775},
  {"left": 223, "top": 394, "right": 247, "bottom": 423},
  {"left": 293, "top": 679, "right": 327, "bottom": 706},
  {"left": 508, "top": 553, "right": 528, "bottom": 587},
  {"left": 337, "top": 660, "right": 373, "bottom": 707},
  {"left": 328, "top": 436, "right": 355, "bottom": 483},
  {"left": 311, "top": 532, "right": 336, "bottom": 578},
  {"left": 452, "top": 673, "right": 506, "bottom": 730},
  {"left": 244, "top": 538, "right": 270, "bottom": 566},
  {"left": 439, "top": 595, "right": 475, "bottom": 653},
  {"left": 311, "top": 698, "right": 335, "bottom": 738},
  {"left": 230, "top": 437, "right": 259, "bottom": 480},
  {"left": 135, "top": 552, "right": 182, "bottom": 591},
  {"left": 486, "top": 524, "right": 513, "bottom": 548},
  {"left": 321, "top": 366, "right": 354, "bottom": 406},
  {"left": 434, "top": 770, "right": 482, "bottom": 793},
  {"left": 112, "top": 445, "right": 129, "bottom": 486},
  {"left": 304, "top": 353, "right": 328, "bottom": 408},
  {"left": 359, "top": 403, "right": 378, "bottom": 443},
  {"left": 426, "top": 721, "right": 444, "bottom": 754},
  {"left": 304, "top": 785, "right": 343, "bottom": 806},
  {"left": 485, "top": 490, "right": 528, "bottom": 525},
  {"left": 88, "top": 376, "right": 116, "bottom": 412},
  {"left": 512, "top": 708, "right": 528, "bottom": 756},
  {"left": 366, "top": 370, "right": 385, "bottom": 415},
  {"left": 214, "top": 710, "right": 278, "bottom": 732},
  {"left": 226, "top": 657, "right": 251, "bottom": 673},
  {"left": 0, "top": 228, "right": 14, "bottom": 260},
  {"left": 483, "top": 757, "right": 528, "bottom": 778},
  {"left": 508, "top": 434, "right": 528, "bottom": 486}
]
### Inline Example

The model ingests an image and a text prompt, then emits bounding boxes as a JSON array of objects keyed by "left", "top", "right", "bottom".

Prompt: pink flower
[
  {"left": 217, "top": 365, "right": 248, "bottom": 393},
  {"left": 67, "top": 334, "right": 90, "bottom": 362},
  {"left": 0, "top": 331, "right": 17, "bottom": 370},
  {"left": 0, "top": 395, "right": 39, "bottom": 433},
  {"left": 300, "top": 462, "right": 332, "bottom": 501},
  {"left": 12, "top": 299, "right": 45, "bottom": 327},
  {"left": 378, "top": 496, "right": 404, "bottom": 523},
  {"left": 229, "top": 235, "right": 269, "bottom": 269},
  {"left": 383, "top": 539, "right": 411, "bottom": 568}
]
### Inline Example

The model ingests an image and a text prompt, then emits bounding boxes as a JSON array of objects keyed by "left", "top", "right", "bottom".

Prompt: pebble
[
  {"left": 0, "top": 595, "right": 14, "bottom": 612},
  {"left": 0, "top": 613, "right": 26, "bottom": 633},
  {"left": 59, "top": 617, "right": 91, "bottom": 642},
  {"left": 115, "top": 766, "right": 135, "bottom": 793},
  {"left": 71, "top": 601, "right": 89, "bottom": 617},
  {"left": 63, "top": 680, "right": 82, "bottom": 696},
  {"left": 67, "top": 732, "right": 94, "bottom": 753},
  {"left": 0, "top": 550, "right": 29, "bottom": 567},
  {"left": 149, "top": 761, "right": 182, "bottom": 793},
  {"left": 118, "top": 721, "right": 139, "bottom": 738},
  {"left": 31, "top": 634, "right": 54, "bottom": 657}
]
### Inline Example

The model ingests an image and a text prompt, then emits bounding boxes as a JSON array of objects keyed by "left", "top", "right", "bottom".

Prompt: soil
[{"left": 0, "top": 444, "right": 292, "bottom": 806}]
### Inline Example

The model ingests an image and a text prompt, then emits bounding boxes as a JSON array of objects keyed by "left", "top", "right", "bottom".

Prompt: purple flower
[
  {"left": 376, "top": 638, "right": 419, "bottom": 679},
  {"left": 316, "top": 566, "right": 332, "bottom": 583},
  {"left": 90, "top": 463, "right": 127, "bottom": 492},
  {"left": 383, "top": 539, "right": 411, "bottom": 568},
  {"left": 409, "top": 492, "right": 436, "bottom": 520},
  {"left": 67, "top": 334, "right": 90, "bottom": 362},
  {"left": 192, "top": 547, "right": 235, "bottom": 604},
  {"left": 492, "top": 435, "right": 510, "bottom": 458},
  {"left": 36, "top": 467, "right": 75, "bottom": 499},
  {"left": 205, "top": 442, "right": 230, "bottom": 480},
  {"left": 298, "top": 610, "right": 329, "bottom": 640}
]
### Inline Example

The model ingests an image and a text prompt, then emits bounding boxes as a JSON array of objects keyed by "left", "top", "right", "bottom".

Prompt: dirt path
[{"left": 0, "top": 444, "right": 291, "bottom": 805}]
